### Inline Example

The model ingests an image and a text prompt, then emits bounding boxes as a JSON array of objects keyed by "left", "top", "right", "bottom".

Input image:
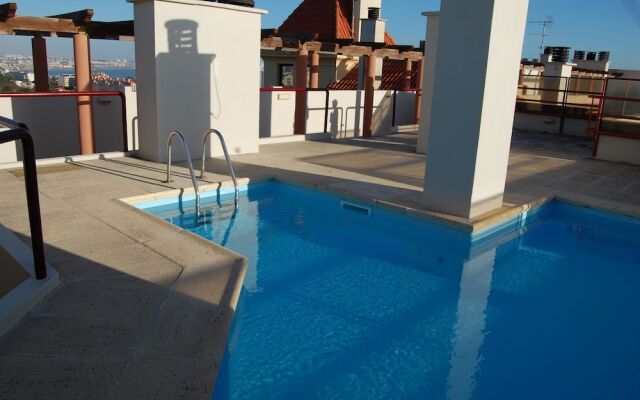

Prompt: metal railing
[
  {"left": 0, "top": 91, "right": 129, "bottom": 152},
  {"left": 588, "top": 88, "right": 640, "bottom": 156},
  {"left": 516, "top": 74, "right": 608, "bottom": 133},
  {"left": 201, "top": 129, "right": 239, "bottom": 204},
  {"left": 165, "top": 131, "right": 200, "bottom": 213},
  {"left": 0, "top": 116, "right": 46, "bottom": 280}
]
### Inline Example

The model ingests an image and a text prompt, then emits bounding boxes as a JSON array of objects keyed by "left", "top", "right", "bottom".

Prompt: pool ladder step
[{"left": 165, "top": 129, "right": 240, "bottom": 215}]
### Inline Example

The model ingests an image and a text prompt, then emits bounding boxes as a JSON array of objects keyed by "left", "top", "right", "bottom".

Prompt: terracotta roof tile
[
  {"left": 328, "top": 58, "right": 420, "bottom": 90},
  {"left": 384, "top": 31, "right": 396, "bottom": 46},
  {"left": 278, "top": 0, "right": 352, "bottom": 41}
]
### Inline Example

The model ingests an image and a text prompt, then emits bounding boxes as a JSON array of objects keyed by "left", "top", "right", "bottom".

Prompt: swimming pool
[{"left": 137, "top": 181, "right": 640, "bottom": 400}]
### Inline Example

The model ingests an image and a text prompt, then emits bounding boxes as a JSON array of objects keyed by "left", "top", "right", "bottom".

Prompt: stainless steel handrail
[
  {"left": 200, "top": 129, "right": 240, "bottom": 203},
  {"left": 165, "top": 130, "right": 200, "bottom": 213}
]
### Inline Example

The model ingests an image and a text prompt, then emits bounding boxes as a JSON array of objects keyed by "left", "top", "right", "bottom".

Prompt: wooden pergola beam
[
  {"left": 0, "top": 15, "right": 134, "bottom": 41},
  {"left": 0, "top": 2, "right": 17, "bottom": 20},
  {"left": 0, "top": 16, "right": 80, "bottom": 36},
  {"left": 85, "top": 20, "right": 134, "bottom": 41},
  {"left": 260, "top": 36, "right": 424, "bottom": 61},
  {"left": 48, "top": 9, "right": 94, "bottom": 25}
]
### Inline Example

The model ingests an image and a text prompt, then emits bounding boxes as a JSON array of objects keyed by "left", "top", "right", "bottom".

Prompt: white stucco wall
[
  {"left": 258, "top": 90, "right": 414, "bottom": 138},
  {"left": 132, "top": 0, "right": 265, "bottom": 162},
  {"left": 0, "top": 90, "right": 137, "bottom": 164},
  {"left": 417, "top": 12, "right": 440, "bottom": 155},
  {"left": 596, "top": 136, "right": 640, "bottom": 165}
]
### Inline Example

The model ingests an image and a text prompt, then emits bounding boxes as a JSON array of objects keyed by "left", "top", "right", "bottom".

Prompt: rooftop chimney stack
[
  {"left": 359, "top": 7, "right": 386, "bottom": 43},
  {"left": 352, "top": 0, "right": 382, "bottom": 42},
  {"left": 573, "top": 50, "right": 611, "bottom": 72}
]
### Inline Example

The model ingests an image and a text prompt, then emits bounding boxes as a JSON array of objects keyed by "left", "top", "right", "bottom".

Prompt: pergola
[
  {"left": 260, "top": 33, "right": 425, "bottom": 136},
  {"left": 0, "top": 3, "right": 133, "bottom": 153}
]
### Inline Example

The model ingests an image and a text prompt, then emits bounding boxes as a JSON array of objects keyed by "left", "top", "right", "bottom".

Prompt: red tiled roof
[
  {"left": 277, "top": 0, "right": 397, "bottom": 45},
  {"left": 278, "top": 0, "right": 353, "bottom": 41},
  {"left": 384, "top": 31, "right": 396, "bottom": 46},
  {"left": 327, "top": 58, "right": 419, "bottom": 90}
]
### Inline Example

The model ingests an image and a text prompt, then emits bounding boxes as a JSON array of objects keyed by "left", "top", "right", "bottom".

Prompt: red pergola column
[
  {"left": 73, "top": 32, "right": 95, "bottom": 154},
  {"left": 309, "top": 51, "right": 320, "bottom": 89},
  {"left": 413, "top": 57, "right": 425, "bottom": 125},
  {"left": 294, "top": 48, "right": 308, "bottom": 135},
  {"left": 31, "top": 36, "right": 49, "bottom": 92},
  {"left": 402, "top": 58, "right": 412, "bottom": 90},
  {"left": 363, "top": 54, "right": 376, "bottom": 138}
]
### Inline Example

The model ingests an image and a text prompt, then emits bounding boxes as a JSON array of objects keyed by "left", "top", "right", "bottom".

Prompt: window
[{"left": 279, "top": 64, "right": 294, "bottom": 87}]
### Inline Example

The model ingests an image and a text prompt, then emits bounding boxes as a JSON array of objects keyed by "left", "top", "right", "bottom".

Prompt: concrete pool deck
[{"left": 0, "top": 131, "right": 639, "bottom": 399}]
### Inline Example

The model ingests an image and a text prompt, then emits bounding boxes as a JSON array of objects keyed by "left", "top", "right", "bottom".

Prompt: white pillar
[
  {"left": 416, "top": 12, "right": 440, "bottom": 155},
  {"left": 422, "top": 0, "right": 529, "bottom": 219},
  {"left": 131, "top": 0, "right": 266, "bottom": 162}
]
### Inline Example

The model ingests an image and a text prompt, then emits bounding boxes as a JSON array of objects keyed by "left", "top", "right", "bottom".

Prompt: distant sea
[{"left": 48, "top": 68, "right": 136, "bottom": 79}]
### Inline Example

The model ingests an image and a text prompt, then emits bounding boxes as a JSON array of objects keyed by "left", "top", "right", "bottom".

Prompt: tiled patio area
[{"left": 0, "top": 131, "right": 639, "bottom": 399}]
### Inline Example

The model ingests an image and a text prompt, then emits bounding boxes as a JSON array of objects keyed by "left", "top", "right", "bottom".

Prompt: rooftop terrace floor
[{"left": 0, "top": 131, "right": 639, "bottom": 399}]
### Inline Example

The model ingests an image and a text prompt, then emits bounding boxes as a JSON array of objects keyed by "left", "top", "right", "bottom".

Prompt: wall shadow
[
  {"left": 156, "top": 19, "right": 216, "bottom": 160},
  {"left": 0, "top": 230, "right": 242, "bottom": 399}
]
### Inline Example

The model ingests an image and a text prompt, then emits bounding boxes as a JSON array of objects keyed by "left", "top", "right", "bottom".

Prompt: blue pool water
[{"left": 138, "top": 181, "right": 640, "bottom": 400}]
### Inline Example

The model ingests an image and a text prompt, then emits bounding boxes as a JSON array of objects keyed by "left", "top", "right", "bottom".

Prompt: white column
[
  {"left": 416, "top": 12, "right": 440, "bottom": 155},
  {"left": 131, "top": 0, "right": 266, "bottom": 162},
  {"left": 422, "top": 0, "right": 529, "bottom": 219}
]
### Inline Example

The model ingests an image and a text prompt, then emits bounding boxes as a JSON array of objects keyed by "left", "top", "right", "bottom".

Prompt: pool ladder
[{"left": 165, "top": 129, "right": 240, "bottom": 215}]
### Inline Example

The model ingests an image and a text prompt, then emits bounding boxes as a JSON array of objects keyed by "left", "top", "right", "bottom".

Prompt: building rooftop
[
  {"left": 276, "top": 0, "right": 396, "bottom": 45},
  {"left": 328, "top": 58, "right": 420, "bottom": 90}
]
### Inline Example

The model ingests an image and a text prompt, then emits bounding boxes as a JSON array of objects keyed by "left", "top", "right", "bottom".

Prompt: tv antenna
[{"left": 528, "top": 17, "right": 554, "bottom": 57}]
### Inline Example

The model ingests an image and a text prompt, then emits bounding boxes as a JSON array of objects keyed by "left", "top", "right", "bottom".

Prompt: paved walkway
[{"left": 0, "top": 131, "right": 639, "bottom": 399}]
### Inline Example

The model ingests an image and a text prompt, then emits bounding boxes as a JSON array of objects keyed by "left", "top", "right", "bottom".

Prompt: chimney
[
  {"left": 352, "top": 0, "right": 383, "bottom": 42},
  {"left": 360, "top": 7, "right": 386, "bottom": 43}
]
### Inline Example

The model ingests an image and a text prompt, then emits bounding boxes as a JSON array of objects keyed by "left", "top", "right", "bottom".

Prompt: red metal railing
[
  {"left": 516, "top": 75, "right": 608, "bottom": 133},
  {"left": 0, "top": 91, "right": 128, "bottom": 152},
  {"left": 588, "top": 92, "right": 640, "bottom": 156}
]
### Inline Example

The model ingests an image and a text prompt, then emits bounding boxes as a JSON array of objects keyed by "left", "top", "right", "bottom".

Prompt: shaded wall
[
  {"left": 259, "top": 90, "right": 416, "bottom": 138},
  {"left": 0, "top": 88, "right": 138, "bottom": 164}
]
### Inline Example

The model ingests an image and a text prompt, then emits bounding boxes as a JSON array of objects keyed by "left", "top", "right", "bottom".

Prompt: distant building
[{"left": 57, "top": 74, "right": 75, "bottom": 89}]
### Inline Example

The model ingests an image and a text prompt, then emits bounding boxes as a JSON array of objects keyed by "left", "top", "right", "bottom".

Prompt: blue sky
[{"left": 1, "top": 0, "right": 639, "bottom": 69}]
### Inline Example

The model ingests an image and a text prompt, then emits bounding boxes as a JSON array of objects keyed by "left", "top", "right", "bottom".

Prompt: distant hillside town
[
  {"left": 0, "top": 54, "right": 134, "bottom": 72},
  {"left": 0, "top": 54, "right": 135, "bottom": 92}
]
